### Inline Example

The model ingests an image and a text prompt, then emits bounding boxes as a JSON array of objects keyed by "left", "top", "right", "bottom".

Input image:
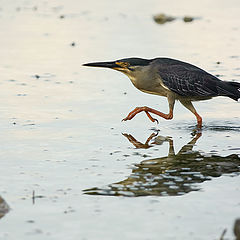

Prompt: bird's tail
[{"left": 218, "top": 81, "right": 240, "bottom": 101}]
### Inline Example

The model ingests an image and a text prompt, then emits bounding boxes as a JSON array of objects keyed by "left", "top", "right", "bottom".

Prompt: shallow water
[
  {"left": 84, "top": 131, "right": 240, "bottom": 197},
  {"left": 0, "top": 0, "right": 240, "bottom": 239}
]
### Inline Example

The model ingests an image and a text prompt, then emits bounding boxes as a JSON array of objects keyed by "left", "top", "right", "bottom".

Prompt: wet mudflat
[{"left": 0, "top": 0, "right": 240, "bottom": 239}]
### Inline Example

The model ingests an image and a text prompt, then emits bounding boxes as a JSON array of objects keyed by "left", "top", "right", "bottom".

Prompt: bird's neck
[{"left": 128, "top": 75, "right": 138, "bottom": 86}]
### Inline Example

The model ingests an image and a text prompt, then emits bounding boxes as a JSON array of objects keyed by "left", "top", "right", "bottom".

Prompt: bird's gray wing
[{"left": 157, "top": 65, "right": 220, "bottom": 97}]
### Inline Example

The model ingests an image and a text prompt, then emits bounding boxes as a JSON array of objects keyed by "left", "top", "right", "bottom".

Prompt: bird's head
[{"left": 83, "top": 57, "right": 151, "bottom": 78}]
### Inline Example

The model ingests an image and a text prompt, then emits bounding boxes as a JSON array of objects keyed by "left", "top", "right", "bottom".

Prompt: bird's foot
[
  {"left": 122, "top": 107, "right": 145, "bottom": 122},
  {"left": 145, "top": 111, "right": 159, "bottom": 123},
  {"left": 122, "top": 115, "right": 158, "bottom": 123},
  {"left": 194, "top": 112, "right": 202, "bottom": 129},
  {"left": 191, "top": 127, "right": 202, "bottom": 137},
  {"left": 196, "top": 121, "right": 202, "bottom": 130},
  {"left": 122, "top": 107, "right": 159, "bottom": 123}
]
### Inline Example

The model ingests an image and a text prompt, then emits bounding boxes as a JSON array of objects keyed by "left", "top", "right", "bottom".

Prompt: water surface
[{"left": 0, "top": 0, "right": 239, "bottom": 239}]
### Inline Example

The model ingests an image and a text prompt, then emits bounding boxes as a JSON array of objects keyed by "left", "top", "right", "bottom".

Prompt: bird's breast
[{"left": 129, "top": 75, "right": 170, "bottom": 97}]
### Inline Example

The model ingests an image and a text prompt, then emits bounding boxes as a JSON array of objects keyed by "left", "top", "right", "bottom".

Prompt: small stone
[
  {"left": 234, "top": 219, "right": 240, "bottom": 239},
  {"left": 153, "top": 14, "right": 176, "bottom": 24},
  {"left": 26, "top": 220, "right": 35, "bottom": 223},
  {"left": 183, "top": 16, "right": 194, "bottom": 22}
]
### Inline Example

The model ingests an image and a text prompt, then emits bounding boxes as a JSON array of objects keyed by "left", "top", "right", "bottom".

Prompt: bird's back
[{"left": 151, "top": 58, "right": 240, "bottom": 101}]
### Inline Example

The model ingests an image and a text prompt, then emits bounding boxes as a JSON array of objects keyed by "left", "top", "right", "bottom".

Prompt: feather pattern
[{"left": 153, "top": 58, "right": 221, "bottom": 97}]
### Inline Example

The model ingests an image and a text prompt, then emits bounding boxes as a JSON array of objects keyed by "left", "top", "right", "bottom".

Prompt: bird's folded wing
[{"left": 157, "top": 65, "right": 220, "bottom": 97}]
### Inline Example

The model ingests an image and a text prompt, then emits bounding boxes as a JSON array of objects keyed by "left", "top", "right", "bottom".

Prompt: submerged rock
[
  {"left": 234, "top": 219, "right": 240, "bottom": 240},
  {"left": 183, "top": 16, "right": 194, "bottom": 22},
  {"left": 0, "top": 196, "right": 10, "bottom": 219},
  {"left": 153, "top": 14, "right": 197, "bottom": 24},
  {"left": 153, "top": 13, "right": 176, "bottom": 24}
]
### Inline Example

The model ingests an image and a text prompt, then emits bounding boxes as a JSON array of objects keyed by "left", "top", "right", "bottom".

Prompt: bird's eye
[{"left": 115, "top": 61, "right": 130, "bottom": 68}]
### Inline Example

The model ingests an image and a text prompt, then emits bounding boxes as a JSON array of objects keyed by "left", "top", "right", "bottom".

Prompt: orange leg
[
  {"left": 194, "top": 112, "right": 202, "bottom": 128},
  {"left": 180, "top": 100, "right": 203, "bottom": 129},
  {"left": 122, "top": 106, "right": 173, "bottom": 123}
]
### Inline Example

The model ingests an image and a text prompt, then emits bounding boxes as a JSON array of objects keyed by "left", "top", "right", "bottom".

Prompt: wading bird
[{"left": 83, "top": 57, "right": 240, "bottom": 128}]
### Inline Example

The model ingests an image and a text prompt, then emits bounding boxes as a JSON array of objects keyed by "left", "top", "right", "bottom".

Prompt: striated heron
[{"left": 83, "top": 57, "right": 240, "bottom": 128}]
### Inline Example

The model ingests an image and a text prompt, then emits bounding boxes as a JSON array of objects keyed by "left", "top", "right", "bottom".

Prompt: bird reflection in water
[{"left": 83, "top": 132, "right": 240, "bottom": 197}]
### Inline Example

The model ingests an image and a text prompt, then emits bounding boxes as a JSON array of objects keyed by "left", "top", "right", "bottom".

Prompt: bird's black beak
[{"left": 82, "top": 61, "right": 118, "bottom": 69}]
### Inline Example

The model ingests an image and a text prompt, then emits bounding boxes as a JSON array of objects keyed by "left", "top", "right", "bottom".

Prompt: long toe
[{"left": 122, "top": 117, "right": 129, "bottom": 122}]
